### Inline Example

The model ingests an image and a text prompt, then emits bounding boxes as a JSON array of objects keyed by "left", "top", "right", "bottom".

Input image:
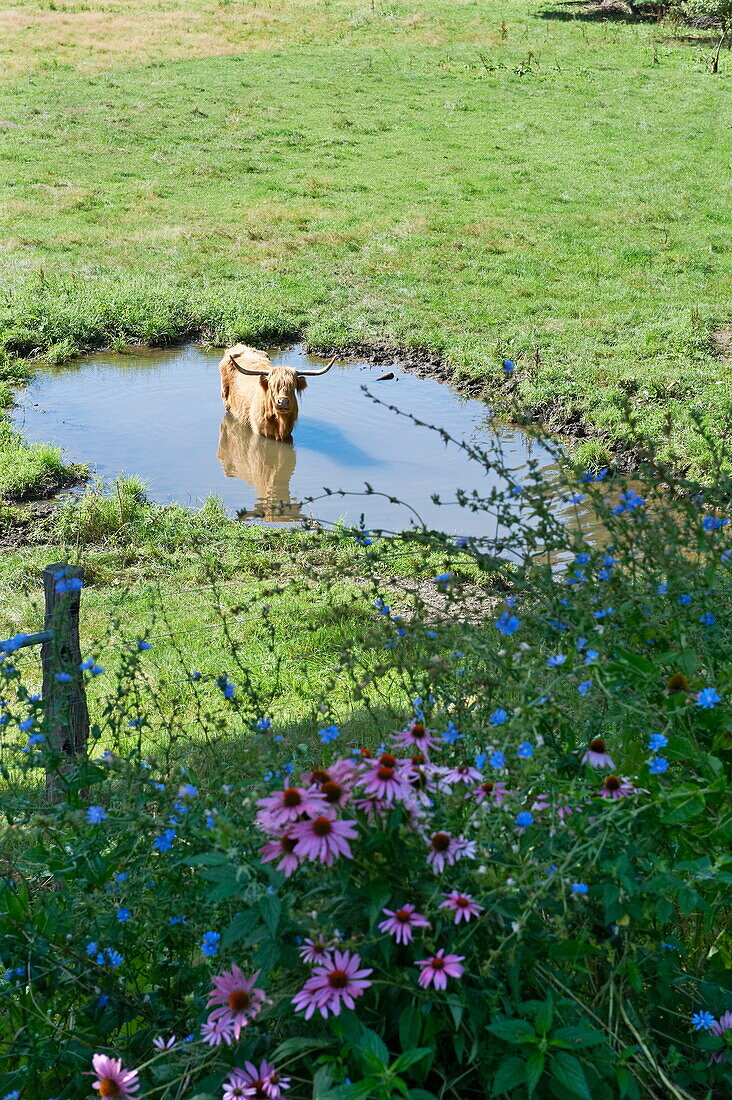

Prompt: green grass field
[{"left": 0, "top": 0, "right": 730, "bottom": 478}]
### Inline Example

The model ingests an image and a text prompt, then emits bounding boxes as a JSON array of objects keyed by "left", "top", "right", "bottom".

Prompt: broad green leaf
[
  {"left": 552, "top": 1026, "right": 607, "bottom": 1049},
  {"left": 391, "top": 1047, "right": 433, "bottom": 1074},
  {"left": 525, "top": 1049, "right": 546, "bottom": 1095},
  {"left": 661, "top": 795, "right": 705, "bottom": 825},
  {"left": 270, "top": 1036, "right": 334, "bottom": 1062},
  {"left": 492, "top": 1056, "right": 527, "bottom": 1095},
  {"left": 551, "top": 1052, "right": 592, "bottom": 1099},
  {"left": 487, "top": 1017, "right": 536, "bottom": 1044},
  {"left": 259, "top": 892, "right": 281, "bottom": 934},
  {"left": 354, "top": 1026, "right": 389, "bottom": 1069},
  {"left": 534, "top": 997, "right": 554, "bottom": 1037},
  {"left": 221, "top": 909, "right": 259, "bottom": 948},
  {"left": 399, "top": 1006, "right": 422, "bottom": 1052}
]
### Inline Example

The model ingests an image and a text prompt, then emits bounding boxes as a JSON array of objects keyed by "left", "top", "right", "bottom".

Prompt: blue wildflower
[
  {"left": 593, "top": 607, "right": 614, "bottom": 619},
  {"left": 169, "top": 915, "right": 187, "bottom": 925},
  {"left": 613, "top": 491, "right": 644, "bottom": 514},
  {"left": 153, "top": 829, "right": 176, "bottom": 853},
  {"left": 105, "top": 950, "right": 123, "bottom": 967},
  {"left": 575, "top": 553, "right": 590, "bottom": 565},
  {"left": 54, "top": 671, "right": 71, "bottom": 684},
  {"left": 700, "top": 612, "right": 716, "bottom": 626},
  {"left": 115, "top": 873, "right": 128, "bottom": 883},
  {"left": 490, "top": 750, "right": 506, "bottom": 768},
  {"left": 547, "top": 654, "right": 567, "bottom": 668},
  {"left": 255, "top": 717, "right": 271, "bottom": 731},
  {"left": 434, "top": 573, "right": 451, "bottom": 584},
  {"left": 474, "top": 752, "right": 486, "bottom": 769},
  {"left": 27, "top": 732, "right": 45, "bottom": 746},
  {"left": 489, "top": 709, "right": 508, "bottom": 726},
  {"left": 201, "top": 931, "right": 220, "bottom": 958},
  {"left": 54, "top": 575, "right": 83, "bottom": 595},
  {"left": 137, "top": 639, "right": 152, "bottom": 650},
  {"left": 571, "top": 883, "right": 589, "bottom": 895},
  {"left": 598, "top": 568, "right": 612, "bottom": 581},
  {"left": 697, "top": 687, "right": 721, "bottom": 708},
  {"left": 318, "top": 724, "right": 340, "bottom": 744},
  {"left": 517, "top": 741, "right": 534, "bottom": 759},
  {"left": 578, "top": 680, "right": 593, "bottom": 695},
  {"left": 649, "top": 757, "right": 669, "bottom": 774},
  {"left": 657, "top": 583, "right": 668, "bottom": 595},
  {"left": 19, "top": 717, "right": 34, "bottom": 732},
  {"left": 701, "top": 516, "right": 728, "bottom": 531},
  {"left": 454, "top": 536, "right": 468, "bottom": 548},
  {"left": 495, "top": 612, "right": 520, "bottom": 635},
  {"left": 217, "top": 675, "right": 235, "bottom": 699},
  {"left": 179, "top": 784, "right": 198, "bottom": 797},
  {"left": 86, "top": 941, "right": 98, "bottom": 955},
  {"left": 87, "top": 806, "right": 107, "bottom": 824},
  {"left": 502, "top": 359, "right": 515, "bottom": 374},
  {"left": 584, "top": 650, "right": 599, "bottom": 663},
  {"left": 116, "top": 908, "right": 131, "bottom": 923},
  {"left": 604, "top": 555, "right": 617, "bottom": 567},
  {"left": 515, "top": 811, "right": 534, "bottom": 829},
  {"left": 677, "top": 594, "right": 691, "bottom": 606},
  {"left": 691, "top": 1011, "right": 715, "bottom": 1031},
  {"left": 442, "top": 721, "right": 461, "bottom": 745},
  {"left": 648, "top": 733, "right": 668, "bottom": 752}
]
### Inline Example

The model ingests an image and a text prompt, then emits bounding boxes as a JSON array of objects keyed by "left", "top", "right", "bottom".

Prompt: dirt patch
[
  {"left": 0, "top": 499, "right": 61, "bottom": 550},
  {"left": 712, "top": 328, "right": 732, "bottom": 361}
]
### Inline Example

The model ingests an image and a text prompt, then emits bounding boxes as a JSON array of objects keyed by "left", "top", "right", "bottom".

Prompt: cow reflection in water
[{"left": 216, "top": 412, "right": 304, "bottom": 522}]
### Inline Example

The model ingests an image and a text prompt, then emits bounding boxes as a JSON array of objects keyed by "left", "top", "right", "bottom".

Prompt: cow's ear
[
  {"left": 296, "top": 376, "right": 308, "bottom": 392},
  {"left": 259, "top": 375, "right": 269, "bottom": 390}
]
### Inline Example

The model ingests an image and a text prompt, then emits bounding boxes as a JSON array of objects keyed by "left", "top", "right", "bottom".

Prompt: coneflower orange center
[
  {"left": 98, "top": 1080, "right": 121, "bottom": 1099},
  {"left": 281, "top": 835, "right": 297, "bottom": 853},
  {"left": 311, "top": 769, "right": 330, "bottom": 784},
  {"left": 431, "top": 832, "right": 450, "bottom": 852},
  {"left": 481, "top": 782, "right": 494, "bottom": 793},
  {"left": 312, "top": 816, "right": 333, "bottom": 837},
  {"left": 328, "top": 968, "right": 349, "bottom": 989},
  {"left": 395, "top": 909, "right": 411, "bottom": 923},
  {"left": 283, "top": 788, "right": 302, "bottom": 808},
  {"left": 431, "top": 956, "right": 445, "bottom": 970},
  {"left": 411, "top": 752, "right": 426, "bottom": 765},
  {"left": 377, "top": 765, "right": 395, "bottom": 781},
  {"left": 228, "top": 989, "right": 250, "bottom": 1012},
  {"left": 412, "top": 722, "right": 425, "bottom": 736},
  {"left": 456, "top": 896, "right": 469, "bottom": 908},
  {"left": 604, "top": 775, "right": 621, "bottom": 791},
  {"left": 379, "top": 753, "right": 397, "bottom": 768},
  {"left": 589, "top": 738, "right": 606, "bottom": 753}
]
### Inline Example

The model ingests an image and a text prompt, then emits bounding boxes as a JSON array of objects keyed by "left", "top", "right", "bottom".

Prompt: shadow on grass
[{"left": 535, "top": 0, "right": 669, "bottom": 23}]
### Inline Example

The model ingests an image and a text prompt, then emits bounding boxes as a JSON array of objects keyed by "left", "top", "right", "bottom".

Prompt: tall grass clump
[
  {"left": 0, "top": 414, "right": 730, "bottom": 1100},
  {"left": 0, "top": 421, "right": 82, "bottom": 501}
]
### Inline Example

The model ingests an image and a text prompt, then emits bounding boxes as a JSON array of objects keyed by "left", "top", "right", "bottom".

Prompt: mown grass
[
  {"left": 0, "top": 0, "right": 730, "bottom": 480},
  {"left": 0, "top": 479, "right": 497, "bottom": 775}
]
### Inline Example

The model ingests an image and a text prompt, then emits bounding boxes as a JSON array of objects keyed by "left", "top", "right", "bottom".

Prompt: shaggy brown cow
[
  {"left": 216, "top": 411, "right": 304, "bottom": 522},
  {"left": 218, "top": 344, "right": 336, "bottom": 441}
]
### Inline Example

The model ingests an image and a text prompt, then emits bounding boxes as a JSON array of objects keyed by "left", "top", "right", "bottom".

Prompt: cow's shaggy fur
[{"left": 219, "top": 344, "right": 307, "bottom": 442}]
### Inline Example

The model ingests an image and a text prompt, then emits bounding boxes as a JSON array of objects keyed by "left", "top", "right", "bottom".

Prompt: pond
[{"left": 11, "top": 343, "right": 583, "bottom": 537}]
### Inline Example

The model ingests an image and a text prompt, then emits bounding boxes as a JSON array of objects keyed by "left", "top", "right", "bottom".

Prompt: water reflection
[{"left": 216, "top": 412, "right": 304, "bottom": 523}]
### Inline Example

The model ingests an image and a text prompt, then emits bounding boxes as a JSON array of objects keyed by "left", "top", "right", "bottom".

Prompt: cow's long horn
[
  {"left": 228, "top": 353, "right": 268, "bottom": 377},
  {"left": 296, "top": 355, "right": 338, "bottom": 377}
]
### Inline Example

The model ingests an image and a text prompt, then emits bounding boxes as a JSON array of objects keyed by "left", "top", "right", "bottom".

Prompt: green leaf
[
  {"left": 534, "top": 996, "right": 554, "bottom": 1037},
  {"left": 492, "top": 1056, "right": 527, "bottom": 1095},
  {"left": 259, "top": 892, "right": 281, "bottom": 934},
  {"left": 399, "top": 1006, "right": 422, "bottom": 1052},
  {"left": 221, "top": 909, "right": 259, "bottom": 948},
  {"left": 487, "top": 1017, "right": 537, "bottom": 1044},
  {"left": 392, "top": 1048, "right": 433, "bottom": 1074},
  {"left": 446, "top": 993, "right": 464, "bottom": 1031},
  {"left": 552, "top": 1026, "right": 607, "bottom": 1049},
  {"left": 407, "top": 1091, "right": 441, "bottom": 1100},
  {"left": 660, "top": 793, "right": 705, "bottom": 824},
  {"left": 525, "top": 1050, "right": 546, "bottom": 1095},
  {"left": 270, "top": 1036, "right": 334, "bottom": 1062},
  {"left": 354, "top": 1026, "right": 389, "bottom": 1069},
  {"left": 551, "top": 1052, "right": 591, "bottom": 1099}
]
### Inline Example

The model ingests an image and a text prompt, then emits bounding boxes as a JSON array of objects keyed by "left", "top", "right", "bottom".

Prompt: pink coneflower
[
  {"left": 292, "top": 815, "right": 358, "bottom": 865},
  {"left": 201, "top": 1015, "right": 235, "bottom": 1046},
  {"left": 391, "top": 719, "right": 441, "bottom": 755},
  {"left": 439, "top": 891, "right": 483, "bottom": 924},
  {"left": 415, "top": 949, "right": 465, "bottom": 990},
  {"left": 206, "top": 964, "right": 267, "bottom": 1040},
  {"left": 378, "top": 903, "right": 431, "bottom": 944},
  {"left": 598, "top": 774, "right": 635, "bottom": 800},
  {"left": 470, "top": 780, "right": 508, "bottom": 806},
  {"left": 260, "top": 833, "right": 300, "bottom": 877},
  {"left": 454, "top": 836, "right": 477, "bottom": 861},
  {"left": 426, "top": 831, "right": 461, "bottom": 873},
  {"left": 532, "top": 794, "right": 576, "bottom": 821},
  {"left": 91, "top": 1054, "right": 139, "bottom": 1098},
  {"left": 298, "top": 935, "right": 336, "bottom": 965},
  {"left": 360, "top": 753, "right": 413, "bottom": 803},
  {"left": 580, "top": 738, "right": 615, "bottom": 769},
  {"left": 152, "top": 1034, "right": 176, "bottom": 1050},
  {"left": 709, "top": 1011, "right": 732, "bottom": 1064},
  {"left": 442, "top": 763, "right": 483, "bottom": 787},
  {"left": 256, "top": 786, "right": 327, "bottom": 830},
  {"left": 223, "top": 1062, "right": 291, "bottom": 1100},
  {"left": 292, "top": 949, "right": 373, "bottom": 1019}
]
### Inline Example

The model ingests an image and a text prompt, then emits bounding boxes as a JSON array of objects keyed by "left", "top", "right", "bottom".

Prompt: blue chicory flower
[
  {"left": 495, "top": 612, "right": 520, "bottom": 635},
  {"left": 571, "top": 883, "right": 589, "bottom": 895},
  {"left": 578, "top": 680, "right": 593, "bottom": 695},
  {"left": 201, "top": 931, "right": 220, "bottom": 958},
  {"left": 515, "top": 811, "right": 534, "bottom": 829},
  {"left": 648, "top": 757, "right": 669, "bottom": 774},
  {"left": 691, "top": 1011, "right": 716, "bottom": 1031},
  {"left": 87, "top": 806, "right": 107, "bottom": 824},
  {"left": 516, "top": 741, "right": 534, "bottom": 759},
  {"left": 489, "top": 709, "right": 508, "bottom": 727},
  {"left": 697, "top": 687, "right": 721, "bottom": 708}
]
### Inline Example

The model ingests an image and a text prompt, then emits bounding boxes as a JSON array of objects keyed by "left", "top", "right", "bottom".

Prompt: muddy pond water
[{"left": 11, "top": 344, "right": 587, "bottom": 538}]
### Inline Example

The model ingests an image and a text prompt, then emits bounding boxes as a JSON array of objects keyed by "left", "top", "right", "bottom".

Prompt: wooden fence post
[{"left": 41, "top": 563, "right": 90, "bottom": 802}]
